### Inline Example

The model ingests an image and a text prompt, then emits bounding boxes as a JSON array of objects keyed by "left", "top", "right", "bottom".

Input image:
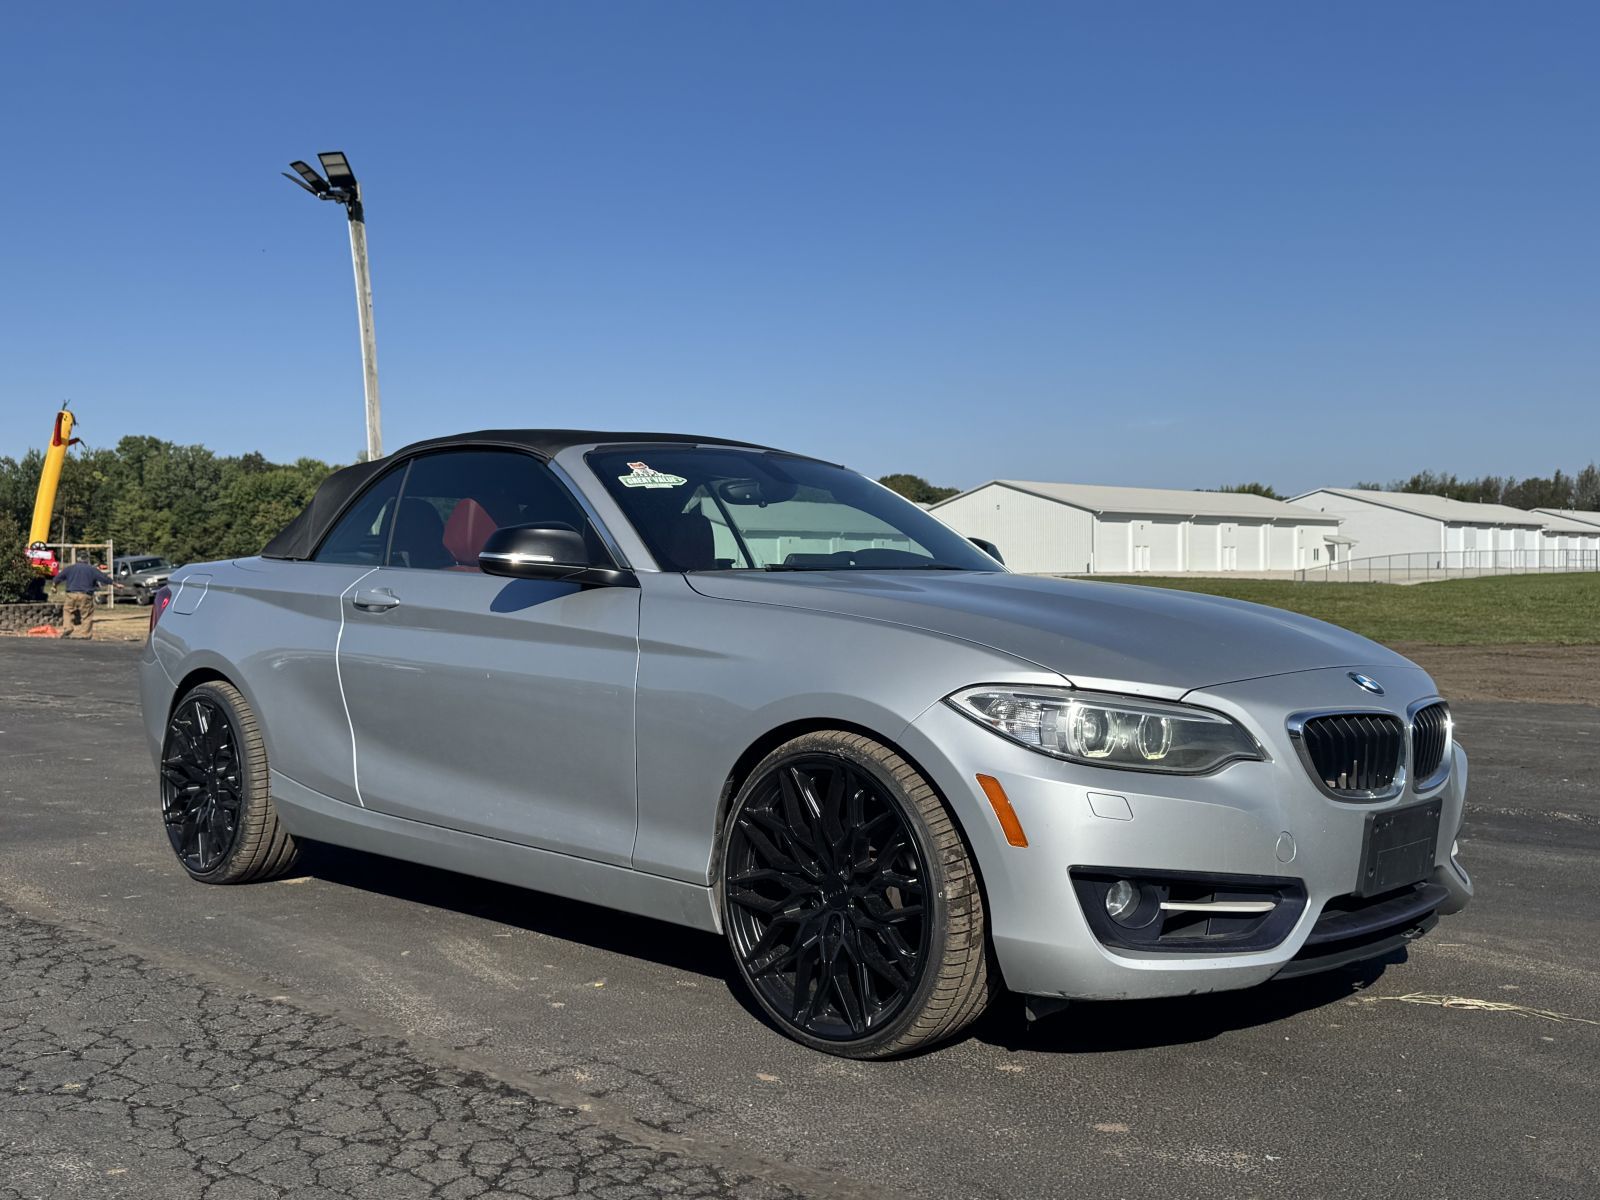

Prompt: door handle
[{"left": 351, "top": 587, "right": 400, "bottom": 612}]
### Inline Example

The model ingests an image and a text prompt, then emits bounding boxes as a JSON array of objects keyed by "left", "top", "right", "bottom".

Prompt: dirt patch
[
  {"left": 0, "top": 603, "right": 149, "bottom": 643},
  {"left": 1390, "top": 643, "right": 1600, "bottom": 705}
]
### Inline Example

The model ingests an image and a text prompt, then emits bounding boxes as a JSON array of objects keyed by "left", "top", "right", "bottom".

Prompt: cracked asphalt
[
  {"left": 1, "top": 637, "right": 1598, "bottom": 1198},
  {"left": 0, "top": 907, "right": 804, "bottom": 1200}
]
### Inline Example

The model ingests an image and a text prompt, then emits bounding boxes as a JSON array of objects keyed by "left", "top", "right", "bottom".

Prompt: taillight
[{"left": 149, "top": 585, "right": 173, "bottom": 635}]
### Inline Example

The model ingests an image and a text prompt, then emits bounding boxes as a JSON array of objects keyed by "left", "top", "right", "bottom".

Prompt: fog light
[{"left": 1105, "top": 879, "right": 1139, "bottom": 923}]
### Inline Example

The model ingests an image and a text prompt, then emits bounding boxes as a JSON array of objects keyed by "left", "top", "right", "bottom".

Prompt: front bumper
[{"left": 898, "top": 664, "right": 1472, "bottom": 1001}]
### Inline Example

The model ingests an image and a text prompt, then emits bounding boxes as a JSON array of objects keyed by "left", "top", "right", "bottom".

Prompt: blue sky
[{"left": 2, "top": 2, "right": 1595, "bottom": 493}]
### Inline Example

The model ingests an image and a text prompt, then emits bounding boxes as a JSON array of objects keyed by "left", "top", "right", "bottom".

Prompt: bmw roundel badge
[{"left": 1348, "top": 672, "right": 1385, "bottom": 695}]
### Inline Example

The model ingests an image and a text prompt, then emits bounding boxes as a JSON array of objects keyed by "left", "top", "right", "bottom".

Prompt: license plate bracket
[{"left": 1356, "top": 799, "right": 1443, "bottom": 897}]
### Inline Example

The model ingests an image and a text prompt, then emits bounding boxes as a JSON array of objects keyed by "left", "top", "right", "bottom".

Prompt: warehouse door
[
  {"left": 1492, "top": 526, "right": 1514, "bottom": 568},
  {"left": 1130, "top": 521, "right": 1151, "bottom": 572},
  {"left": 1188, "top": 521, "right": 1220, "bottom": 572},
  {"left": 1238, "top": 523, "right": 1269, "bottom": 571},
  {"left": 1517, "top": 528, "right": 1539, "bottom": 568},
  {"left": 1268, "top": 525, "right": 1297, "bottom": 571},
  {"left": 1148, "top": 520, "right": 1183, "bottom": 571},
  {"left": 1097, "top": 519, "right": 1132, "bottom": 572},
  {"left": 1129, "top": 519, "right": 1182, "bottom": 572},
  {"left": 1218, "top": 523, "right": 1240, "bottom": 571}
]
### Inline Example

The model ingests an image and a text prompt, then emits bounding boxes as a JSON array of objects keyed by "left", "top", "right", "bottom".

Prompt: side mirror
[
  {"left": 478, "top": 523, "right": 635, "bottom": 587},
  {"left": 968, "top": 537, "right": 1004, "bottom": 565}
]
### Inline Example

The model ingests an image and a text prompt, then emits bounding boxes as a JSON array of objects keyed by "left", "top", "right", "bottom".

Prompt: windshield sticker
[{"left": 618, "top": 461, "right": 687, "bottom": 489}]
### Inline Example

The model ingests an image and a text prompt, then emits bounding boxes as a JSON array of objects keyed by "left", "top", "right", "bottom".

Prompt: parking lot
[{"left": 1, "top": 637, "right": 1596, "bottom": 1199}]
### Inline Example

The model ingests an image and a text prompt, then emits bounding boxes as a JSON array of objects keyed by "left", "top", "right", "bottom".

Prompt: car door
[
  {"left": 335, "top": 448, "right": 641, "bottom": 866},
  {"left": 254, "top": 460, "right": 411, "bottom": 806}
]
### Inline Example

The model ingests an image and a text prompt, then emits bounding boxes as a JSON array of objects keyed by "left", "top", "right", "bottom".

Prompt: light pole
[{"left": 284, "top": 151, "right": 384, "bottom": 460}]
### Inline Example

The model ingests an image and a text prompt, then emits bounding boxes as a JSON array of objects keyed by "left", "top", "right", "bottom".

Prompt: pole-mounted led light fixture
[
  {"left": 284, "top": 150, "right": 383, "bottom": 459},
  {"left": 284, "top": 160, "right": 331, "bottom": 196},
  {"left": 317, "top": 151, "right": 358, "bottom": 192}
]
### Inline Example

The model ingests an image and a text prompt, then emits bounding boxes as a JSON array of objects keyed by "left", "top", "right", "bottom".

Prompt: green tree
[
  {"left": 1211, "top": 482, "right": 1283, "bottom": 499},
  {"left": 1575, "top": 464, "right": 1600, "bottom": 511},
  {"left": 1353, "top": 465, "right": 1600, "bottom": 510},
  {"left": 0, "top": 511, "right": 42, "bottom": 603},
  {"left": 878, "top": 473, "right": 961, "bottom": 504},
  {"left": 213, "top": 459, "right": 332, "bottom": 557},
  {"left": 0, "top": 435, "right": 339, "bottom": 565}
]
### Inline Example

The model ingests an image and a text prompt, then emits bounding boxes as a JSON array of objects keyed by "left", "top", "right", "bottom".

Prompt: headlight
[{"left": 946, "top": 686, "right": 1263, "bottom": 775}]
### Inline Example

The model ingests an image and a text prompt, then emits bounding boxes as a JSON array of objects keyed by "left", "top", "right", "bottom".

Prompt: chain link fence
[{"left": 1298, "top": 548, "right": 1600, "bottom": 583}]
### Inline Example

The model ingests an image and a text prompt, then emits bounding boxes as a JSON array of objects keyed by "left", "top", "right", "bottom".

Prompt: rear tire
[
  {"left": 159, "top": 680, "right": 299, "bottom": 884},
  {"left": 720, "top": 730, "right": 992, "bottom": 1058}
]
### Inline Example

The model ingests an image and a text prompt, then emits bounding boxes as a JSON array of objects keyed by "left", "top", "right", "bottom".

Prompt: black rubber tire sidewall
[
  {"left": 718, "top": 730, "right": 990, "bottom": 1058},
  {"left": 161, "top": 680, "right": 298, "bottom": 885}
]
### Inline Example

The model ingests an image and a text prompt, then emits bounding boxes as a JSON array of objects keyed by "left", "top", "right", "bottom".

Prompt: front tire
[
  {"left": 720, "top": 730, "right": 992, "bottom": 1058},
  {"left": 159, "top": 680, "right": 299, "bottom": 883}
]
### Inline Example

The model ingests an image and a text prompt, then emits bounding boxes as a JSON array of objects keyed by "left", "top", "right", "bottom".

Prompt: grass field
[{"left": 1091, "top": 573, "right": 1600, "bottom": 645}]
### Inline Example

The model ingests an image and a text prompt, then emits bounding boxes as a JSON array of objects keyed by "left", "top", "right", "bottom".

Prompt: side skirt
[{"left": 269, "top": 771, "right": 722, "bottom": 934}]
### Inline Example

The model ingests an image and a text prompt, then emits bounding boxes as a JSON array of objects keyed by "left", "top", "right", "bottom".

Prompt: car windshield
[{"left": 587, "top": 447, "right": 999, "bottom": 573}]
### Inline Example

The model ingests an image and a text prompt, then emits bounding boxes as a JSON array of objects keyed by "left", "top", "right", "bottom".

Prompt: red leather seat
[{"left": 442, "top": 498, "right": 499, "bottom": 570}]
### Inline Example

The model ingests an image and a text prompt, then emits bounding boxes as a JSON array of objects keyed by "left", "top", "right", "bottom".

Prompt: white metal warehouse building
[
  {"left": 1287, "top": 488, "right": 1587, "bottom": 566},
  {"left": 1533, "top": 509, "right": 1600, "bottom": 555},
  {"left": 930, "top": 481, "right": 1344, "bottom": 575}
]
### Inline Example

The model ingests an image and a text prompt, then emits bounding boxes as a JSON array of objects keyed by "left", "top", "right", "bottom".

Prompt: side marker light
[{"left": 976, "top": 774, "right": 1029, "bottom": 848}]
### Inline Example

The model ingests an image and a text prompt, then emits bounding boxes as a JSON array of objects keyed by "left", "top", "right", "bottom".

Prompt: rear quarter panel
[{"left": 147, "top": 558, "right": 372, "bottom": 805}]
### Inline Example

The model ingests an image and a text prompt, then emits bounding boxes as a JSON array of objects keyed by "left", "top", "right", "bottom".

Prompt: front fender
[{"left": 630, "top": 574, "right": 1060, "bottom": 884}]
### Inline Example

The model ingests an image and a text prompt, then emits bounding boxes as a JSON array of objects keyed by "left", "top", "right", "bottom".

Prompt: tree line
[
  {"left": 0, "top": 437, "right": 338, "bottom": 568},
  {"left": 1350, "top": 466, "right": 1600, "bottom": 512}
]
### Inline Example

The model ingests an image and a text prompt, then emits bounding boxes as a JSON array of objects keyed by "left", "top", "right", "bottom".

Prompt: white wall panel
[
  {"left": 1188, "top": 520, "right": 1221, "bottom": 571},
  {"left": 1267, "top": 524, "right": 1297, "bottom": 570},
  {"left": 1097, "top": 518, "right": 1133, "bottom": 573},
  {"left": 1291, "top": 492, "right": 1442, "bottom": 559},
  {"left": 932, "top": 484, "right": 1095, "bottom": 574}
]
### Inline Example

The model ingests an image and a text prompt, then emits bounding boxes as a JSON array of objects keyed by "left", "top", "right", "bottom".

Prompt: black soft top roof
[{"left": 261, "top": 428, "right": 773, "bottom": 560}]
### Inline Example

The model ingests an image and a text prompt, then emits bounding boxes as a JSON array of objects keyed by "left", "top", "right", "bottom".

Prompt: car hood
[{"left": 683, "top": 571, "right": 1415, "bottom": 696}]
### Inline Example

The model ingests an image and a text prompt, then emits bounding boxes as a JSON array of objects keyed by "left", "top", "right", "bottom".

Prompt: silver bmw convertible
[{"left": 140, "top": 429, "right": 1471, "bottom": 1057}]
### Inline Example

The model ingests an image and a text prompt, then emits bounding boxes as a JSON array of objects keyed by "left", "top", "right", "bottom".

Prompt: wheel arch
[
  {"left": 168, "top": 666, "right": 234, "bottom": 717},
  {"left": 163, "top": 662, "right": 278, "bottom": 766}
]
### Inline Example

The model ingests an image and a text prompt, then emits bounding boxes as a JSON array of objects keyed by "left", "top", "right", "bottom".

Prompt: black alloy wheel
[
  {"left": 721, "top": 731, "right": 992, "bottom": 1057},
  {"left": 159, "top": 680, "right": 299, "bottom": 884},
  {"left": 161, "top": 694, "right": 244, "bottom": 874}
]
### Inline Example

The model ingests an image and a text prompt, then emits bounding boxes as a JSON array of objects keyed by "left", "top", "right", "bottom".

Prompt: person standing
[{"left": 57, "top": 559, "right": 111, "bottom": 639}]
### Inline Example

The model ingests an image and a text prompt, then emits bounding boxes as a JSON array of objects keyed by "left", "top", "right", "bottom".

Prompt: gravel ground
[
  {"left": 1392, "top": 643, "right": 1600, "bottom": 705},
  {"left": 1, "top": 638, "right": 1596, "bottom": 1199}
]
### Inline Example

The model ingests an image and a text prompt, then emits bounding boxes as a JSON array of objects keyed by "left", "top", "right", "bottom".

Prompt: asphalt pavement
[{"left": 1, "top": 637, "right": 1596, "bottom": 1199}]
